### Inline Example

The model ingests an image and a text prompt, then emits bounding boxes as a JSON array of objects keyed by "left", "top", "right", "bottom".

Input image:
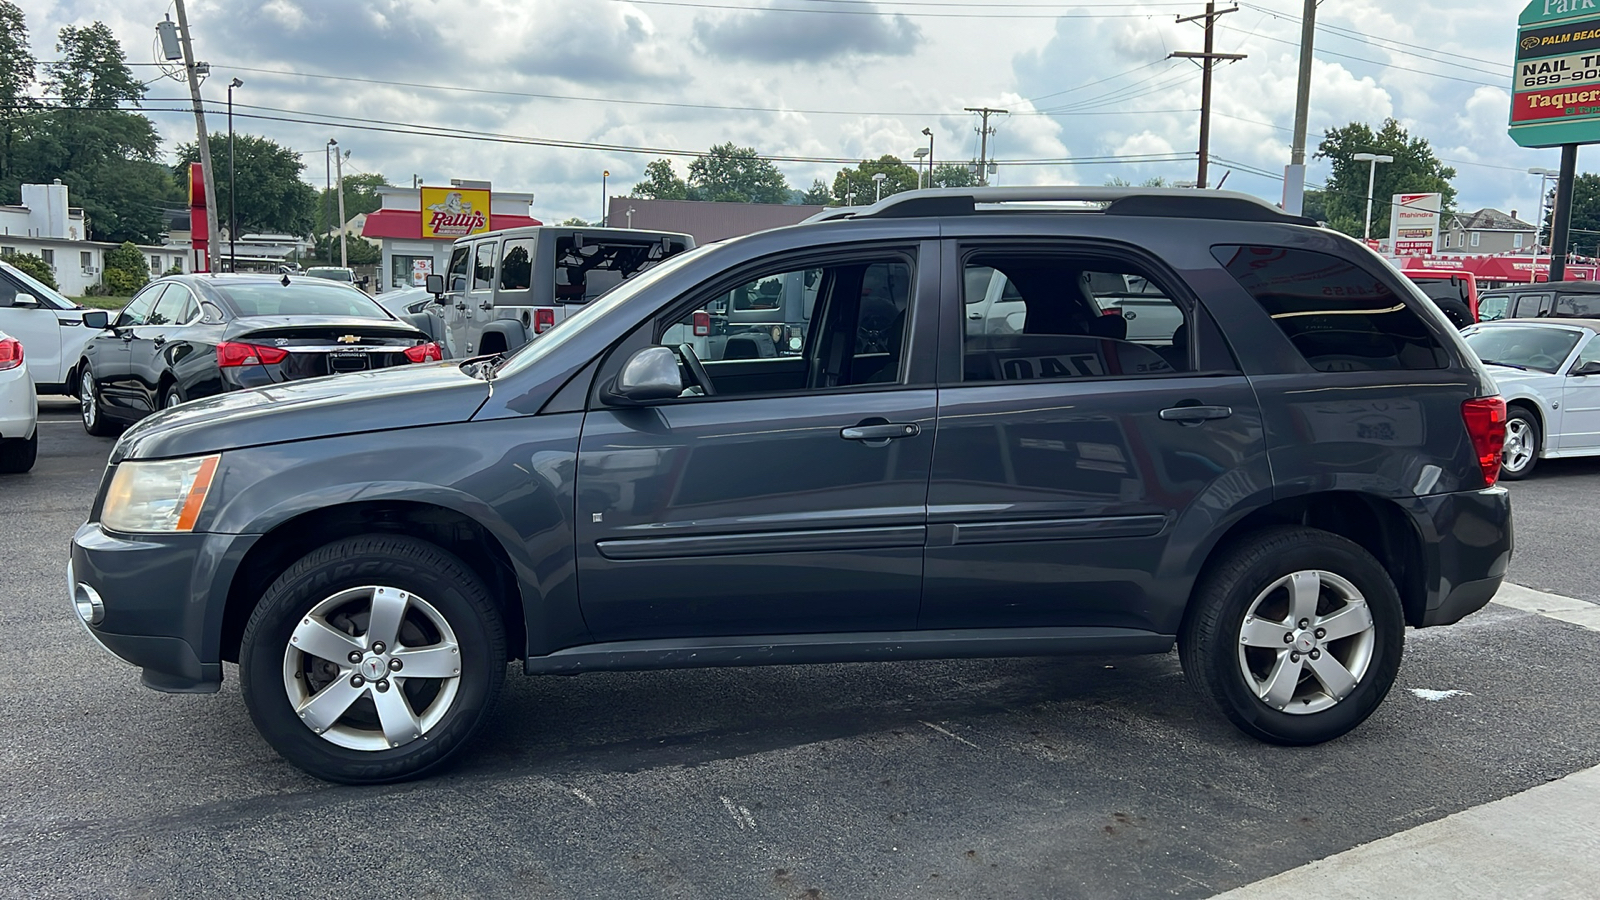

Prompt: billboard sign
[
  {"left": 1511, "top": 0, "right": 1600, "bottom": 147},
  {"left": 1388, "top": 192, "right": 1442, "bottom": 256},
  {"left": 420, "top": 186, "right": 491, "bottom": 239}
]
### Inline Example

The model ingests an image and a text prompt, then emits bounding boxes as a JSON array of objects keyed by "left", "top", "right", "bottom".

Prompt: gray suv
[{"left": 68, "top": 187, "right": 1513, "bottom": 783}]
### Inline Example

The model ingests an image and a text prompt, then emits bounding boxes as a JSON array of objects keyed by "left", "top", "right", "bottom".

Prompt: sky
[{"left": 12, "top": 0, "right": 1554, "bottom": 228}]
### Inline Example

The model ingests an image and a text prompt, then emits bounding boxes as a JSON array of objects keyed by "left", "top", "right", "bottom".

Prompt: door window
[
  {"left": 149, "top": 286, "right": 197, "bottom": 326},
  {"left": 472, "top": 242, "right": 496, "bottom": 291},
  {"left": 117, "top": 285, "right": 166, "bottom": 328},
  {"left": 1556, "top": 292, "right": 1600, "bottom": 317},
  {"left": 445, "top": 245, "right": 471, "bottom": 293},
  {"left": 959, "top": 253, "right": 1190, "bottom": 382},
  {"left": 500, "top": 238, "right": 535, "bottom": 291},
  {"left": 1512, "top": 293, "right": 1551, "bottom": 319}
]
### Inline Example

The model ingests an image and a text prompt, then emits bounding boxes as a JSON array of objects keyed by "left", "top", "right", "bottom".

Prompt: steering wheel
[
  {"left": 1527, "top": 354, "right": 1559, "bottom": 370},
  {"left": 674, "top": 343, "right": 716, "bottom": 396}
]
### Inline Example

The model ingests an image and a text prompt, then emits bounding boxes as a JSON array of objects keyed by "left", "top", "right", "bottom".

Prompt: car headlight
[{"left": 101, "top": 454, "right": 221, "bottom": 533}]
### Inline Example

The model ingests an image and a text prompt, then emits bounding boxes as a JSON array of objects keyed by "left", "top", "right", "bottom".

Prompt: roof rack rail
[{"left": 809, "top": 186, "right": 1315, "bottom": 227}]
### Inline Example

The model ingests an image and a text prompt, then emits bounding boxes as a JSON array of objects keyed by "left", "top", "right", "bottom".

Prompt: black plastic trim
[
  {"left": 596, "top": 525, "right": 926, "bottom": 560},
  {"left": 948, "top": 515, "right": 1168, "bottom": 544}
]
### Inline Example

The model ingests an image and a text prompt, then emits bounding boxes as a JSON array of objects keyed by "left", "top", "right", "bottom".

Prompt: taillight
[
  {"left": 692, "top": 310, "right": 710, "bottom": 337},
  {"left": 216, "top": 341, "right": 288, "bottom": 367},
  {"left": 403, "top": 341, "right": 443, "bottom": 363},
  {"left": 1462, "top": 396, "right": 1508, "bottom": 487},
  {"left": 533, "top": 307, "right": 555, "bottom": 334},
  {"left": 0, "top": 338, "right": 21, "bottom": 371}
]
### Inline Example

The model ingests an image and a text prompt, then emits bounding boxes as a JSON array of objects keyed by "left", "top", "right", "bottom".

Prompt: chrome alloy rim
[
  {"left": 1502, "top": 417, "right": 1535, "bottom": 473},
  {"left": 1236, "top": 570, "right": 1376, "bottom": 715},
  {"left": 80, "top": 369, "right": 95, "bottom": 428},
  {"left": 282, "top": 585, "right": 462, "bottom": 751}
]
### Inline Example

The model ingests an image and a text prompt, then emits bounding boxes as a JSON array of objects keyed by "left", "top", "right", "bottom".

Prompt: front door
[
  {"left": 922, "top": 243, "right": 1269, "bottom": 634},
  {"left": 0, "top": 275, "right": 62, "bottom": 387},
  {"left": 1561, "top": 333, "right": 1600, "bottom": 449},
  {"left": 92, "top": 283, "right": 166, "bottom": 415},
  {"left": 574, "top": 245, "right": 938, "bottom": 641},
  {"left": 439, "top": 243, "right": 473, "bottom": 358}
]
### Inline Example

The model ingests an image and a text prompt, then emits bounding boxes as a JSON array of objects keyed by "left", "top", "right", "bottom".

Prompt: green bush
[
  {"left": 6, "top": 252, "right": 57, "bottom": 291},
  {"left": 162, "top": 264, "right": 184, "bottom": 276},
  {"left": 104, "top": 241, "right": 149, "bottom": 296}
]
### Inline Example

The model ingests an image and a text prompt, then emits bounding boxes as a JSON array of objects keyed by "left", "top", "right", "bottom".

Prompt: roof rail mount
[{"left": 828, "top": 186, "right": 1314, "bottom": 226}]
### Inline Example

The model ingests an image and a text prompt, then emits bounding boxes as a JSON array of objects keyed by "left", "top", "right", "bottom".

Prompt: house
[
  {"left": 0, "top": 181, "right": 191, "bottom": 295},
  {"left": 1440, "top": 208, "right": 1537, "bottom": 254}
]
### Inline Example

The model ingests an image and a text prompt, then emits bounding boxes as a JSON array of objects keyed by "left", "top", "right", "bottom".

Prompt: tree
[
  {"left": 0, "top": 2, "right": 35, "bottom": 191},
  {"left": 7, "top": 252, "right": 55, "bottom": 290},
  {"left": 799, "top": 179, "right": 831, "bottom": 205},
  {"left": 176, "top": 134, "right": 319, "bottom": 237},
  {"left": 1104, "top": 176, "right": 1171, "bottom": 187},
  {"left": 314, "top": 172, "right": 388, "bottom": 237},
  {"left": 1561, "top": 173, "right": 1600, "bottom": 256},
  {"left": 560, "top": 217, "right": 591, "bottom": 226},
  {"left": 46, "top": 23, "right": 143, "bottom": 109},
  {"left": 103, "top": 241, "right": 148, "bottom": 296},
  {"left": 1315, "top": 119, "right": 1456, "bottom": 240},
  {"left": 1302, "top": 187, "right": 1328, "bottom": 224},
  {"left": 631, "top": 159, "right": 690, "bottom": 200},
  {"left": 930, "top": 163, "right": 979, "bottom": 189},
  {"left": 687, "top": 143, "right": 790, "bottom": 204},
  {"left": 830, "top": 155, "right": 918, "bottom": 206}
]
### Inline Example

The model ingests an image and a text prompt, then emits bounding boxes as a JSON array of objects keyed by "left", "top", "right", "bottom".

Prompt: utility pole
[
  {"left": 334, "top": 146, "right": 348, "bottom": 269},
  {"left": 324, "top": 142, "right": 333, "bottom": 260},
  {"left": 1171, "top": 3, "right": 1245, "bottom": 189},
  {"left": 172, "top": 0, "right": 219, "bottom": 273},
  {"left": 964, "top": 107, "right": 1007, "bottom": 186},
  {"left": 1284, "top": 0, "right": 1316, "bottom": 214}
]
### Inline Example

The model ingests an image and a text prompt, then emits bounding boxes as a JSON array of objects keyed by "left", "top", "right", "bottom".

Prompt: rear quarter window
[
  {"left": 1214, "top": 245, "right": 1448, "bottom": 373},
  {"left": 1556, "top": 292, "right": 1600, "bottom": 317}
]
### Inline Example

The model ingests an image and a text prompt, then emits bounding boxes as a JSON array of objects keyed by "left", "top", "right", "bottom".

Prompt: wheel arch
[
  {"left": 1503, "top": 397, "right": 1545, "bottom": 448},
  {"left": 219, "top": 499, "right": 528, "bottom": 665}
]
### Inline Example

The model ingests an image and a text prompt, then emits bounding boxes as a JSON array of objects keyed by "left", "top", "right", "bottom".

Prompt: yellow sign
[{"left": 420, "top": 187, "right": 491, "bottom": 239}]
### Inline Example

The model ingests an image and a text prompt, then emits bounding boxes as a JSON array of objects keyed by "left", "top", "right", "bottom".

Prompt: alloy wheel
[
  {"left": 1235, "top": 570, "right": 1376, "bottom": 715},
  {"left": 282, "top": 585, "right": 463, "bottom": 751},
  {"left": 80, "top": 369, "right": 96, "bottom": 429},
  {"left": 1503, "top": 417, "right": 1535, "bottom": 474}
]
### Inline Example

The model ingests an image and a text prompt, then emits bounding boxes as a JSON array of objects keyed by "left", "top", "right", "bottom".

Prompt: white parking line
[{"left": 1492, "top": 583, "right": 1600, "bottom": 632}]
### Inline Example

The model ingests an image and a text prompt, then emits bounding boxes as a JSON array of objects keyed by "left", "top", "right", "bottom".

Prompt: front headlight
[{"left": 101, "top": 454, "right": 221, "bottom": 533}]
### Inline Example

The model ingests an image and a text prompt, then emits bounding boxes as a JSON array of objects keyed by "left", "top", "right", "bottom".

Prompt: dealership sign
[
  {"left": 1511, "top": 0, "right": 1600, "bottom": 147},
  {"left": 420, "top": 186, "right": 491, "bottom": 239},
  {"left": 1387, "top": 192, "right": 1442, "bottom": 256}
]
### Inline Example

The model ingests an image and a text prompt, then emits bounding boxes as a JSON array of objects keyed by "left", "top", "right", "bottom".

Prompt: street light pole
[
  {"left": 922, "top": 127, "right": 934, "bottom": 188},
  {"left": 1530, "top": 166, "right": 1559, "bottom": 282},
  {"left": 872, "top": 172, "right": 886, "bottom": 203},
  {"left": 227, "top": 77, "right": 241, "bottom": 273},
  {"left": 601, "top": 170, "right": 609, "bottom": 226},
  {"left": 329, "top": 139, "right": 347, "bottom": 269},
  {"left": 1353, "top": 152, "right": 1394, "bottom": 242}
]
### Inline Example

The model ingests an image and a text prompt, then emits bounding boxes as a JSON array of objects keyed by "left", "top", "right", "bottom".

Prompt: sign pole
[{"left": 1549, "top": 143, "right": 1579, "bottom": 282}]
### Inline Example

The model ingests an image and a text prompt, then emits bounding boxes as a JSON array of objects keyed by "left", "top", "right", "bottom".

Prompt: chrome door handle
[
  {"left": 841, "top": 422, "right": 920, "bottom": 441},
  {"left": 1159, "top": 404, "right": 1232, "bottom": 423}
]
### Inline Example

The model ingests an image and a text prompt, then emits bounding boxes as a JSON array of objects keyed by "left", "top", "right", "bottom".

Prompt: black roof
[{"left": 1479, "top": 280, "right": 1600, "bottom": 295}]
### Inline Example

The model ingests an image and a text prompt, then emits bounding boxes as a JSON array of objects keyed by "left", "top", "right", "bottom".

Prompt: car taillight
[
  {"left": 692, "top": 310, "right": 710, "bottom": 337},
  {"left": 533, "top": 307, "right": 555, "bottom": 334},
  {"left": 0, "top": 338, "right": 21, "bottom": 371},
  {"left": 1462, "top": 396, "right": 1508, "bottom": 487},
  {"left": 403, "top": 341, "right": 442, "bottom": 363},
  {"left": 216, "top": 341, "right": 288, "bottom": 367}
]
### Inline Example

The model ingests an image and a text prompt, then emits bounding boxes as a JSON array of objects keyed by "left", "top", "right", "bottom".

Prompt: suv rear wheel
[
  {"left": 1180, "top": 527, "right": 1402, "bottom": 745},
  {"left": 239, "top": 535, "right": 506, "bottom": 784}
]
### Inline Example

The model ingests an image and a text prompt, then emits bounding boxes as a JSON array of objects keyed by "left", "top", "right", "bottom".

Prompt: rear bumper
[
  {"left": 1416, "top": 486, "right": 1513, "bottom": 627},
  {"left": 0, "top": 366, "right": 36, "bottom": 439}
]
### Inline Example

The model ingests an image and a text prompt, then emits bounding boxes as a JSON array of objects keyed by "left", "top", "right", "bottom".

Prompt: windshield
[
  {"left": 1464, "top": 325, "right": 1581, "bottom": 373},
  {"left": 1478, "top": 294, "right": 1511, "bottom": 322},
  {"left": 305, "top": 268, "right": 354, "bottom": 282},
  {"left": 1, "top": 261, "right": 73, "bottom": 309},
  {"left": 217, "top": 281, "right": 391, "bottom": 319},
  {"left": 494, "top": 245, "right": 712, "bottom": 380}
]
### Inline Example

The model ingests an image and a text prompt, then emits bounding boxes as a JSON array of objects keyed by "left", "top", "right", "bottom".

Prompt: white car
[
  {"left": 0, "top": 260, "right": 108, "bottom": 394},
  {"left": 1461, "top": 319, "right": 1600, "bottom": 479},
  {"left": 0, "top": 328, "right": 38, "bottom": 473}
]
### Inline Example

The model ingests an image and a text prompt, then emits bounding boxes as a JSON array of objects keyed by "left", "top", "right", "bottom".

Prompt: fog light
[{"left": 75, "top": 582, "right": 105, "bottom": 626}]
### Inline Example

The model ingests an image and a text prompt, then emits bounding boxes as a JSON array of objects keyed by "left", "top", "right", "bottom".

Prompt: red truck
[{"left": 1403, "top": 269, "right": 1479, "bottom": 329}]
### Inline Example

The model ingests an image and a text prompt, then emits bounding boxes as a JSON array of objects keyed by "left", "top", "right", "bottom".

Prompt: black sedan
[{"left": 79, "top": 274, "right": 442, "bottom": 435}]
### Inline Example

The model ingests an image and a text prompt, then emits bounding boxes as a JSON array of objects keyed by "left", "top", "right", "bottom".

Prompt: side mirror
[
  {"left": 1573, "top": 360, "right": 1600, "bottom": 377},
  {"left": 603, "top": 346, "right": 682, "bottom": 405},
  {"left": 425, "top": 273, "right": 444, "bottom": 296},
  {"left": 80, "top": 310, "right": 110, "bottom": 329},
  {"left": 13, "top": 293, "right": 37, "bottom": 308}
]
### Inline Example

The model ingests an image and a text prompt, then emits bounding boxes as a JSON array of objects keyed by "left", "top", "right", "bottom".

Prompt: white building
[
  {"left": 0, "top": 182, "right": 192, "bottom": 296},
  {"left": 362, "top": 181, "right": 539, "bottom": 291}
]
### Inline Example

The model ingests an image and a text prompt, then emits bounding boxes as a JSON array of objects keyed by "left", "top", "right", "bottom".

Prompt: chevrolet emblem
[{"left": 336, "top": 335, "right": 361, "bottom": 344}]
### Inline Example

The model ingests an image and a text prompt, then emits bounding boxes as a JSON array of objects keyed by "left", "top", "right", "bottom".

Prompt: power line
[
  {"left": 1220, "top": 25, "right": 1501, "bottom": 88},
  {"left": 1026, "top": 59, "right": 1167, "bottom": 104},
  {"left": 1238, "top": 2, "right": 1513, "bottom": 77},
  {"left": 602, "top": 0, "right": 1186, "bottom": 17}
]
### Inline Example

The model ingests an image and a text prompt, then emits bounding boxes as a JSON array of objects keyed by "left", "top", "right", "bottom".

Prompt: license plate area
[{"left": 329, "top": 352, "right": 369, "bottom": 373}]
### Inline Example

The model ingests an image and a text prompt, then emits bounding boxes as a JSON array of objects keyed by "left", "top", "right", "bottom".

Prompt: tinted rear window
[
  {"left": 1556, "top": 292, "right": 1600, "bottom": 317},
  {"left": 1214, "top": 246, "right": 1447, "bottom": 372},
  {"left": 217, "top": 282, "right": 390, "bottom": 319}
]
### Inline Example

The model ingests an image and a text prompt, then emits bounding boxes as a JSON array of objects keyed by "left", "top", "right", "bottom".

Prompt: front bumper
[
  {"left": 1416, "top": 485, "right": 1513, "bottom": 627},
  {"left": 67, "top": 522, "right": 259, "bottom": 693}
]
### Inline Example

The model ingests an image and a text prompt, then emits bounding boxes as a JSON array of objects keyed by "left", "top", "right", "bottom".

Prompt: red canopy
[
  {"left": 1392, "top": 254, "right": 1598, "bottom": 284},
  {"left": 361, "top": 209, "right": 542, "bottom": 241}
]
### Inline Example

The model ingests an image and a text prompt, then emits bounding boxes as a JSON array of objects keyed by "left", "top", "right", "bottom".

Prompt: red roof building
[{"left": 363, "top": 182, "right": 540, "bottom": 291}]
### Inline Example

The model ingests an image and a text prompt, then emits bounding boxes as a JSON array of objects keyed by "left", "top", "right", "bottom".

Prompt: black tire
[
  {"left": 239, "top": 534, "right": 507, "bottom": 784},
  {"left": 162, "top": 385, "right": 184, "bottom": 410},
  {"left": 1179, "top": 526, "right": 1403, "bottom": 745},
  {"left": 79, "top": 364, "right": 116, "bottom": 437},
  {"left": 1437, "top": 298, "right": 1473, "bottom": 330},
  {"left": 0, "top": 430, "right": 36, "bottom": 474},
  {"left": 1499, "top": 407, "right": 1540, "bottom": 481}
]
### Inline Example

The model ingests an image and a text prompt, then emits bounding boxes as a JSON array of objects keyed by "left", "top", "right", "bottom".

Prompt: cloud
[
  {"left": 507, "top": 4, "right": 688, "bottom": 86},
  {"left": 693, "top": 2, "right": 922, "bottom": 64}
]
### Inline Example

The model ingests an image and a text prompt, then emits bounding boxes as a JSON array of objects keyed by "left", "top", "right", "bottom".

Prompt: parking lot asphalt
[{"left": 4, "top": 399, "right": 1598, "bottom": 899}]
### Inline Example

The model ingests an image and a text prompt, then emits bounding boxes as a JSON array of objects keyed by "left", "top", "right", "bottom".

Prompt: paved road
[{"left": 3, "top": 401, "right": 1597, "bottom": 899}]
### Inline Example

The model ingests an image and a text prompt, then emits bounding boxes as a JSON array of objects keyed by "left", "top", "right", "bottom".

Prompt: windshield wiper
[{"left": 1480, "top": 359, "right": 1528, "bottom": 371}]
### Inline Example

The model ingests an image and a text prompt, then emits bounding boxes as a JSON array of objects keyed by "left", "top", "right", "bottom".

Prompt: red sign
[
  {"left": 188, "top": 162, "right": 209, "bottom": 272},
  {"left": 1510, "top": 84, "right": 1600, "bottom": 122}
]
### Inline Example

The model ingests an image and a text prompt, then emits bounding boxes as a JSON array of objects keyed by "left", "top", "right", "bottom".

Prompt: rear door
[
  {"left": 1561, "top": 334, "right": 1600, "bottom": 449},
  {"left": 923, "top": 241, "right": 1269, "bottom": 635},
  {"left": 0, "top": 270, "right": 63, "bottom": 386},
  {"left": 574, "top": 242, "right": 938, "bottom": 641}
]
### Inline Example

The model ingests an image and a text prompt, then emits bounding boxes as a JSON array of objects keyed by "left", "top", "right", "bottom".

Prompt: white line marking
[
  {"left": 1409, "top": 689, "right": 1471, "bottom": 702},
  {"left": 921, "top": 720, "right": 980, "bottom": 749},
  {"left": 719, "top": 796, "right": 756, "bottom": 830},
  {"left": 570, "top": 788, "right": 596, "bottom": 807},
  {"left": 1493, "top": 583, "right": 1600, "bottom": 633}
]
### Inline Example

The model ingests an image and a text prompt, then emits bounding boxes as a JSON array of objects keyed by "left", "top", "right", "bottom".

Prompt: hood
[
  {"left": 112, "top": 361, "right": 489, "bottom": 462},
  {"left": 1481, "top": 364, "right": 1554, "bottom": 387}
]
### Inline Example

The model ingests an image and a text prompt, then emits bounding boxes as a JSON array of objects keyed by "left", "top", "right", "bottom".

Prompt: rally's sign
[
  {"left": 1388, "top": 193, "right": 1442, "bottom": 256},
  {"left": 420, "top": 186, "right": 491, "bottom": 239},
  {"left": 1512, "top": 0, "right": 1600, "bottom": 147}
]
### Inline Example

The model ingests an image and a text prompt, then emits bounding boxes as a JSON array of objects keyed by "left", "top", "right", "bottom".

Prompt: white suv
[
  {"left": 0, "top": 328, "right": 37, "bottom": 472},
  {"left": 0, "top": 261, "right": 107, "bottom": 394}
]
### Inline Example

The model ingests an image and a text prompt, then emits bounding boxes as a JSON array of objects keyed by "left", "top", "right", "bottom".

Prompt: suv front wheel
[
  {"left": 239, "top": 535, "right": 507, "bottom": 784},
  {"left": 1180, "top": 527, "right": 1403, "bottom": 745}
]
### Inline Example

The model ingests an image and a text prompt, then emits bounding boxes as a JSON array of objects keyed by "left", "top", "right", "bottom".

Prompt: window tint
[
  {"left": 217, "top": 282, "right": 389, "bottom": 319},
  {"left": 1512, "top": 293, "right": 1550, "bottom": 318},
  {"left": 500, "top": 238, "right": 534, "bottom": 292},
  {"left": 118, "top": 284, "right": 166, "bottom": 327},
  {"left": 1556, "top": 292, "right": 1600, "bottom": 317},
  {"left": 1214, "top": 245, "right": 1447, "bottom": 372},
  {"left": 472, "top": 242, "right": 496, "bottom": 291},
  {"left": 960, "top": 253, "right": 1189, "bottom": 383},
  {"left": 446, "top": 245, "right": 471, "bottom": 293},
  {"left": 148, "top": 286, "right": 193, "bottom": 326}
]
